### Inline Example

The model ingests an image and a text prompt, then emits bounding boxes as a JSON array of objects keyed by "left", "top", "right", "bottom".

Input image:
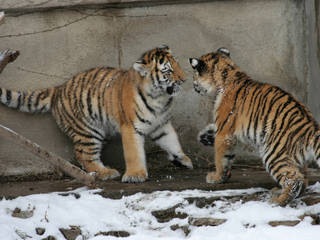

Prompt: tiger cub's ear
[
  {"left": 189, "top": 58, "right": 199, "bottom": 69},
  {"left": 133, "top": 59, "right": 149, "bottom": 77},
  {"left": 217, "top": 47, "right": 230, "bottom": 57},
  {"left": 158, "top": 45, "right": 171, "bottom": 53}
]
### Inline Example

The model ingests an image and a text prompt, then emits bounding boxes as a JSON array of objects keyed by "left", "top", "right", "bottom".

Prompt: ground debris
[
  {"left": 151, "top": 204, "right": 188, "bottom": 223},
  {"left": 268, "top": 220, "right": 300, "bottom": 227},
  {"left": 59, "top": 226, "right": 81, "bottom": 240},
  {"left": 15, "top": 229, "right": 32, "bottom": 240},
  {"left": 185, "top": 197, "right": 220, "bottom": 208},
  {"left": 299, "top": 214, "right": 320, "bottom": 225},
  {"left": 95, "top": 231, "right": 130, "bottom": 238},
  {"left": 35, "top": 227, "right": 46, "bottom": 235},
  {"left": 11, "top": 207, "right": 34, "bottom": 219},
  {"left": 58, "top": 192, "right": 81, "bottom": 199},
  {"left": 170, "top": 224, "right": 190, "bottom": 236},
  {"left": 301, "top": 194, "right": 320, "bottom": 206},
  {"left": 184, "top": 191, "right": 266, "bottom": 208},
  {"left": 188, "top": 217, "right": 227, "bottom": 227}
]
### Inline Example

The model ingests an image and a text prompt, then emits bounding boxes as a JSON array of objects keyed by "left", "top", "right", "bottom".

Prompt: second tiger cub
[
  {"left": 0, "top": 45, "right": 193, "bottom": 182},
  {"left": 190, "top": 47, "right": 320, "bottom": 205}
]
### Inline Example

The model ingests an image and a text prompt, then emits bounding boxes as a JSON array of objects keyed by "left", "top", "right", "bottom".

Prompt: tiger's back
[{"left": 190, "top": 47, "right": 320, "bottom": 206}]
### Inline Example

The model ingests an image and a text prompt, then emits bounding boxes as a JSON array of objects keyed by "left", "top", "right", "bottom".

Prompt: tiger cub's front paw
[
  {"left": 198, "top": 124, "right": 215, "bottom": 146},
  {"left": 122, "top": 169, "right": 148, "bottom": 183},
  {"left": 171, "top": 155, "right": 194, "bottom": 169},
  {"left": 206, "top": 169, "right": 231, "bottom": 184}
]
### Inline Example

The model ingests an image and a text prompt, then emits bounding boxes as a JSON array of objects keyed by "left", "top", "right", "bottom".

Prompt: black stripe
[
  {"left": 138, "top": 87, "right": 155, "bottom": 114},
  {"left": 134, "top": 127, "right": 144, "bottom": 136},
  {"left": 87, "top": 88, "right": 93, "bottom": 117},
  {"left": 271, "top": 163, "right": 289, "bottom": 177},
  {"left": 135, "top": 111, "right": 151, "bottom": 125},
  {"left": 6, "top": 90, "right": 12, "bottom": 105},
  {"left": 74, "top": 149, "right": 100, "bottom": 156},
  {"left": 151, "top": 132, "right": 167, "bottom": 142},
  {"left": 16, "top": 92, "right": 22, "bottom": 109}
]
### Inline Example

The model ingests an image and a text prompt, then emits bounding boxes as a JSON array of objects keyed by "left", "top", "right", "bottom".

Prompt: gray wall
[{"left": 0, "top": 0, "right": 319, "bottom": 177}]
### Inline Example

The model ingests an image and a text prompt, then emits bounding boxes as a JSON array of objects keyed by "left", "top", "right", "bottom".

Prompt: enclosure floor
[{"left": 1, "top": 166, "right": 320, "bottom": 199}]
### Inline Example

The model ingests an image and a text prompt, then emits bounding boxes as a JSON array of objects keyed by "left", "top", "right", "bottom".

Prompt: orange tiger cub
[
  {"left": 0, "top": 45, "right": 193, "bottom": 182},
  {"left": 189, "top": 47, "right": 320, "bottom": 206}
]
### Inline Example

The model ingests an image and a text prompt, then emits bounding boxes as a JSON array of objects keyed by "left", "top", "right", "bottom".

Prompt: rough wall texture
[{"left": 0, "top": 0, "right": 319, "bottom": 177}]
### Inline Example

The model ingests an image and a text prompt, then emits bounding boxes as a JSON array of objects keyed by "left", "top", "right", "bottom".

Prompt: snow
[{"left": 0, "top": 184, "right": 320, "bottom": 240}]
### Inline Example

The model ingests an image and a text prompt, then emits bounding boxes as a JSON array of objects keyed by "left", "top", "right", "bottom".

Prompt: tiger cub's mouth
[
  {"left": 193, "top": 82, "right": 208, "bottom": 95},
  {"left": 166, "top": 83, "right": 181, "bottom": 96}
]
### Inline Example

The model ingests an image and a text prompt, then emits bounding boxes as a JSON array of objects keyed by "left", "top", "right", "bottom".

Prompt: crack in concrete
[
  {"left": 0, "top": 14, "right": 90, "bottom": 39},
  {"left": 0, "top": 9, "right": 166, "bottom": 39},
  {"left": 17, "top": 67, "right": 69, "bottom": 80}
]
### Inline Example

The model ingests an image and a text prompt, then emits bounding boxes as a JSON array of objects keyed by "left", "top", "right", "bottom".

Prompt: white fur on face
[{"left": 191, "top": 58, "right": 199, "bottom": 68}]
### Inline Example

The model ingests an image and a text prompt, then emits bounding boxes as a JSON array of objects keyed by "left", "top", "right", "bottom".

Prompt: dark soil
[{"left": 1, "top": 164, "right": 320, "bottom": 200}]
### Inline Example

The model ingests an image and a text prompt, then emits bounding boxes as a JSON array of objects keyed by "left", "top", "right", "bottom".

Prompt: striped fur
[
  {"left": 0, "top": 45, "right": 193, "bottom": 182},
  {"left": 190, "top": 47, "right": 320, "bottom": 206}
]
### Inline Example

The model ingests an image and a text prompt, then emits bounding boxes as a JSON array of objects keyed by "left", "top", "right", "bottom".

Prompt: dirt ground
[{"left": 1, "top": 164, "right": 320, "bottom": 200}]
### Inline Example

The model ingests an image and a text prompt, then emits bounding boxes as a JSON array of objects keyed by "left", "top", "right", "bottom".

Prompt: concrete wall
[{"left": 0, "top": 0, "right": 319, "bottom": 178}]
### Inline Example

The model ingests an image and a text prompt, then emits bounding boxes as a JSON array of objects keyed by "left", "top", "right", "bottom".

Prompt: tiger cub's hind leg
[
  {"left": 269, "top": 161, "right": 304, "bottom": 206},
  {"left": 74, "top": 140, "right": 120, "bottom": 180}
]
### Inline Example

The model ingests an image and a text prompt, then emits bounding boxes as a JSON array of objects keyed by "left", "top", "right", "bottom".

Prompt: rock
[
  {"left": 59, "top": 226, "right": 81, "bottom": 240},
  {"left": 59, "top": 193, "right": 81, "bottom": 199},
  {"left": 299, "top": 214, "right": 320, "bottom": 225},
  {"left": 35, "top": 228, "right": 46, "bottom": 235},
  {"left": 95, "top": 231, "right": 130, "bottom": 237},
  {"left": 185, "top": 197, "right": 219, "bottom": 208},
  {"left": 151, "top": 204, "right": 188, "bottom": 223},
  {"left": 268, "top": 220, "right": 300, "bottom": 227},
  {"left": 12, "top": 207, "right": 34, "bottom": 219},
  {"left": 170, "top": 224, "right": 190, "bottom": 236},
  {"left": 15, "top": 229, "right": 32, "bottom": 239},
  {"left": 188, "top": 217, "right": 227, "bottom": 227},
  {"left": 301, "top": 197, "right": 320, "bottom": 206}
]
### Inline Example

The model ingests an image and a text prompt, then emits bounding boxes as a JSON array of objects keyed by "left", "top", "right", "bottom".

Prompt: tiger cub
[
  {"left": 0, "top": 45, "right": 193, "bottom": 182},
  {"left": 189, "top": 47, "right": 320, "bottom": 205}
]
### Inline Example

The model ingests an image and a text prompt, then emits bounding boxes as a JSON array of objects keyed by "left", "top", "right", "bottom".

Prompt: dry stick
[{"left": 0, "top": 124, "right": 96, "bottom": 186}]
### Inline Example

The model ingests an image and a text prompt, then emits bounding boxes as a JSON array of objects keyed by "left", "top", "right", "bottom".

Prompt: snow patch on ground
[{"left": 0, "top": 184, "right": 320, "bottom": 239}]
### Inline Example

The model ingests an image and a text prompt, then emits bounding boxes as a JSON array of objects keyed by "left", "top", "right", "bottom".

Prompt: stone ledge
[{"left": 1, "top": 0, "right": 214, "bottom": 13}]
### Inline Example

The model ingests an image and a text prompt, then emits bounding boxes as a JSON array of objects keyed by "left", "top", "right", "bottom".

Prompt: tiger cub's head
[
  {"left": 133, "top": 45, "right": 186, "bottom": 96},
  {"left": 189, "top": 47, "right": 233, "bottom": 95}
]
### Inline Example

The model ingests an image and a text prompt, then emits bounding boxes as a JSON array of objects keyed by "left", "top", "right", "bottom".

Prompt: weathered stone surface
[
  {"left": 11, "top": 207, "right": 34, "bottom": 219},
  {"left": 268, "top": 220, "right": 301, "bottom": 227},
  {"left": 95, "top": 231, "right": 130, "bottom": 238},
  {"left": 170, "top": 224, "right": 190, "bottom": 236},
  {"left": 188, "top": 217, "right": 227, "bottom": 227},
  {"left": 59, "top": 226, "right": 81, "bottom": 240},
  {"left": 301, "top": 197, "right": 320, "bottom": 206},
  {"left": 35, "top": 227, "right": 46, "bottom": 235},
  {"left": 151, "top": 204, "right": 188, "bottom": 223}
]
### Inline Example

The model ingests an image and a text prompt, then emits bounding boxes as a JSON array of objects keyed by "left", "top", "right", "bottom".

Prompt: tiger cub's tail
[{"left": 0, "top": 87, "right": 55, "bottom": 113}]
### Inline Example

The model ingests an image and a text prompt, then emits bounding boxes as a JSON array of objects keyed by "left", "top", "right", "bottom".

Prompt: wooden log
[{"left": 0, "top": 124, "right": 96, "bottom": 186}]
